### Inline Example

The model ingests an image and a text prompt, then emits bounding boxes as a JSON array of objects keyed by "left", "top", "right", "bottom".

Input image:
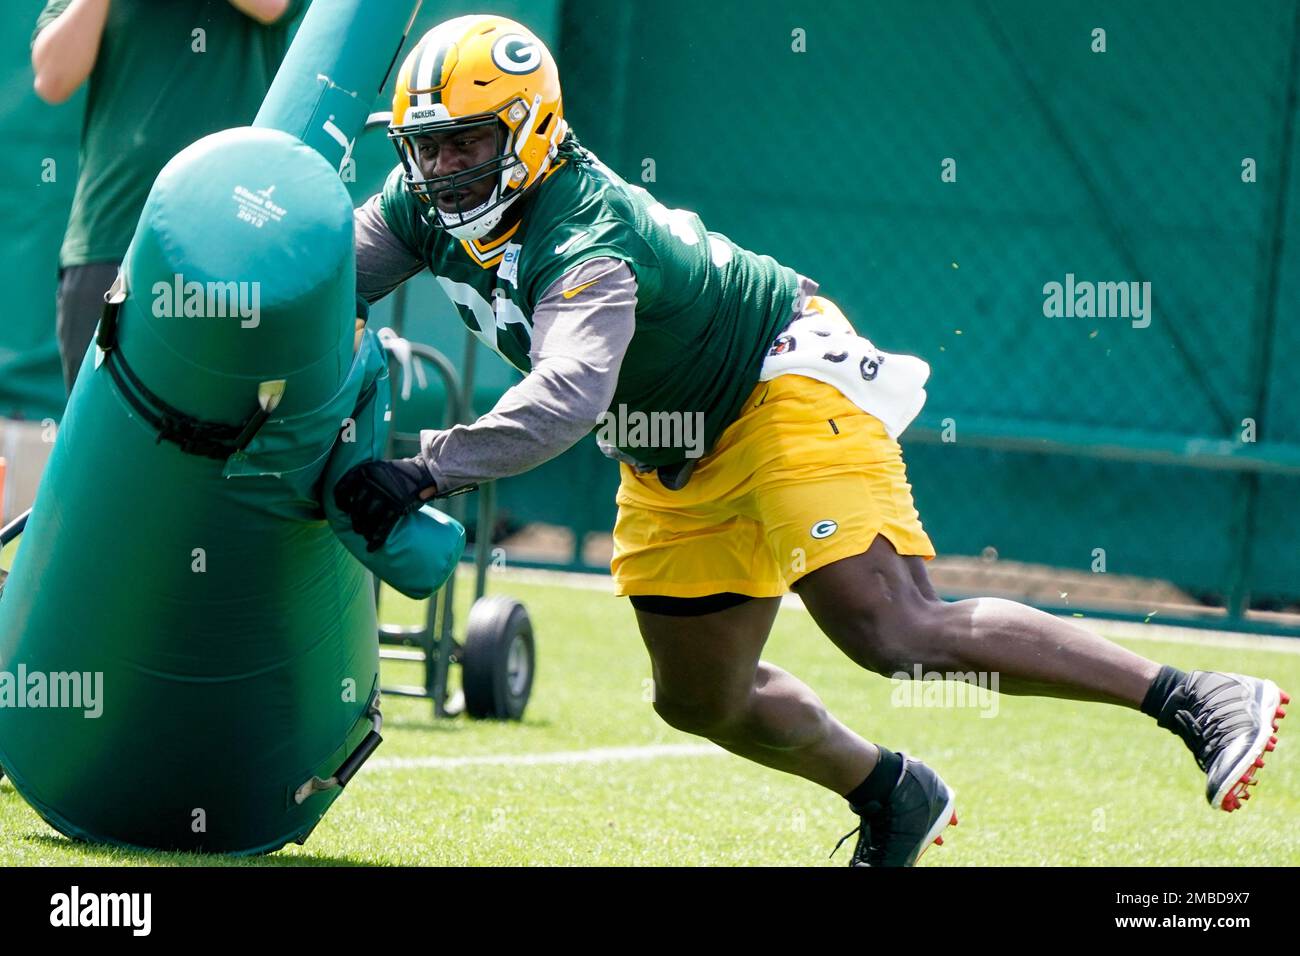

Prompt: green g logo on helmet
[{"left": 492, "top": 34, "right": 541, "bottom": 74}]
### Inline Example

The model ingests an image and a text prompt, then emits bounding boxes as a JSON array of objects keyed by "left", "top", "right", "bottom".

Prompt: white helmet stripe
[{"left": 413, "top": 38, "right": 442, "bottom": 108}]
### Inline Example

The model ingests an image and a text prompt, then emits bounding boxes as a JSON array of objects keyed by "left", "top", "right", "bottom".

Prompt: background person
[{"left": 31, "top": 0, "right": 304, "bottom": 394}]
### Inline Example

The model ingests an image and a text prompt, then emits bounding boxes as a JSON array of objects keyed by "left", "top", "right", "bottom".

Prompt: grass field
[{"left": 0, "top": 568, "right": 1296, "bottom": 866}]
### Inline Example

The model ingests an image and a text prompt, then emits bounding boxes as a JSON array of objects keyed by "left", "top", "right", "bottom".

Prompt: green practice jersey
[
  {"left": 377, "top": 140, "right": 805, "bottom": 468},
  {"left": 34, "top": 0, "right": 302, "bottom": 267}
]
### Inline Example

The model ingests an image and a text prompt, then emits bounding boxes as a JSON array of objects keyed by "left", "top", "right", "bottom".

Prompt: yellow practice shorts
[{"left": 612, "top": 310, "right": 936, "bottom": 599}]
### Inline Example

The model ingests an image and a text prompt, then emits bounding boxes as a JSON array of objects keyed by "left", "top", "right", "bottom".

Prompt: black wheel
[{"left": 461, "top": 596, "right": 534, "bottom": 720}]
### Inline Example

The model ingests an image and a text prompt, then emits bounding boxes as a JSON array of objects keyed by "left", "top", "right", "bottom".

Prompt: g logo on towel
[
  {"left": 810, "top": 519, "right": 839, "bottom": 539},
  {"left": 860, "top": 353, "right": 883, "bottom": 381},
  {"left": 769, "top": 333, "right": 796, "bottom": 356}
]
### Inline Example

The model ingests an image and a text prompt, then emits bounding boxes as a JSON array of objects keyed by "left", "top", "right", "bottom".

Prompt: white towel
[{"left": 758, "top": 306, "right": 930, "bottom": 440}]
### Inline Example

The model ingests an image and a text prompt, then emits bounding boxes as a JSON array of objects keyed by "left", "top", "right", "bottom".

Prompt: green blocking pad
[
  {"left": 0, "top": 125, "right": 462, "bottom": 854},
  {"left": 312, "top": 332, "right": 466, "bottom": 598}
]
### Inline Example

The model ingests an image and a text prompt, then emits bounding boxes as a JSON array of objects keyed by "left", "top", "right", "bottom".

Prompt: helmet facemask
[{"left": 390, "top": 107, "right": 533, "bottom": 241}]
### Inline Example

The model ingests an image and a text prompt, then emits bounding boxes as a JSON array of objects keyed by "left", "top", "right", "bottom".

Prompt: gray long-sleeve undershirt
[
  {"left": 355, "top": 193, "right": 425, "bottom": 304},
  {"left": 354, "top": 195, "right": 637, "bottom": 493},
  {"left": 418, "top": 257, "right": 636, "bottom": 492}
]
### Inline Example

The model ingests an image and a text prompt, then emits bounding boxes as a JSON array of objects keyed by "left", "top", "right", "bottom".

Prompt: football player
[{"left": 337, "top": 15, "right": 1288, "bottom": 866}]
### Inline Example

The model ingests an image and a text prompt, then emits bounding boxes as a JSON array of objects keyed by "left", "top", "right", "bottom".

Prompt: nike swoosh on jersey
[
  {"left": 561, "top": 278, "right": 602, "bottom": 299},
  {"left": 554, "top": 233, "right": 585, "bottom": 255}
]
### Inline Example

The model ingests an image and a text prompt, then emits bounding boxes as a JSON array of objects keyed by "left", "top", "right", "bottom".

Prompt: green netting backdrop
[{"left": 4, "top": 0, "right": 1298, "bottom": 619}]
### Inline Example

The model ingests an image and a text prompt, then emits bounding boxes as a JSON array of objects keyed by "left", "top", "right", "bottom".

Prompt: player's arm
[
  {"left": 420, "top": 257, "right": 636, "bottom": 491},
  {"left": 31, "top": 0, "right": 110, "bottom": 105},
  {"left": 354, "top": 191, "right": 426, "bottom": 324},
  {"left": 225, "top": 0, "right": 294, "bottom": 25},
  {"left": 351, "top": 190, "right": 426, "bottom": 350},
  {"left": 334, "top": 257, "right": 637, "bottom": 551}
]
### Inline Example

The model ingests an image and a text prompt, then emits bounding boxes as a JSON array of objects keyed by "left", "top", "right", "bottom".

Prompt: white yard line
[{"left": 371, "top": 742, "right": 724, "bottom": 771}]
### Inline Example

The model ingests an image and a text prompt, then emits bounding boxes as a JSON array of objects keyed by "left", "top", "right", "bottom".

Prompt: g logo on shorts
[{"left": 810, "top": 519, "right": 839, "bottom": 539}]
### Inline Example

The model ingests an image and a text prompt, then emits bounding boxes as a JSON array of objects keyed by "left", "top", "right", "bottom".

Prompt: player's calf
[{"left": 652, "top": 667, "right": 832, "bottom": 751}]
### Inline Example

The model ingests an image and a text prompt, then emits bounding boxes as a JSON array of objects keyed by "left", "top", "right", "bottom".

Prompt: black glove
[{"left": 333, "top": 457, "right": 437, "bottom": 553}]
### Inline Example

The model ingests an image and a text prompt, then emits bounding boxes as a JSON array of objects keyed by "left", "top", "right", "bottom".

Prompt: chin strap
[{"left": 439, "top": 189, "right": 520, "bottom": 240}]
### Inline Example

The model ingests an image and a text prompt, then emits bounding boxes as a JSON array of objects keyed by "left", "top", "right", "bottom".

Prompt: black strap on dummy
[{"left": 96, "top": 288, "right": 272, "bottom": 461}]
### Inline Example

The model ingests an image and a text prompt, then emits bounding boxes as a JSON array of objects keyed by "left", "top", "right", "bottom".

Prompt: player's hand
[
  {"left": 333, "top": 457, "right": 438, "bottom": 552},
  {"left": 354, "top": 317, "right": 365, "bottom": 353}
]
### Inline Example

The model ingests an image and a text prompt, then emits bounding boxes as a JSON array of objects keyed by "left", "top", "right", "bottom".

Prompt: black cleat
[
  {"left": 1154, "top": 671, "right": 1289, "bottom": 811},
  {"left": 832, "top": 754, "right": 957, "bottom": 867}
]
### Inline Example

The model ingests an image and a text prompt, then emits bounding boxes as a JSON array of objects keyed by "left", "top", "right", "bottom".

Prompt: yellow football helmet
[{"left": 389, "top": 15, "right": 568, "bottom": 240}]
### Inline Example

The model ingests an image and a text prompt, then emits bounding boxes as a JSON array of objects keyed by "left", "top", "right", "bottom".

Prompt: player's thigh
[
  {"left": 794, "top": 534, "right": 943, "bottom": 667},
  {"left": 748, "top": 381, "right": 941, "bottom": 664},
  {"left": 635, "top": 596, "right": 782, "bottom": 729}
]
